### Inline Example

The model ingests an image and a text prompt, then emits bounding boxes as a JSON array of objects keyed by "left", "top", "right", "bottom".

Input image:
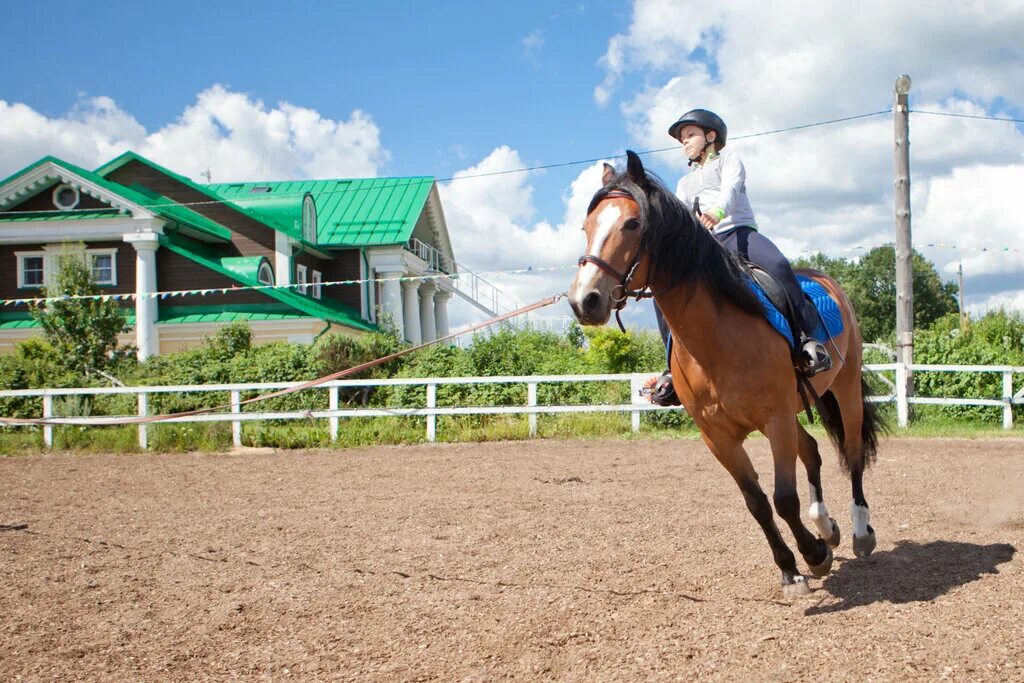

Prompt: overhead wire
[
  {"left": 910, "top": 109, "right": 1024, "bottom": 125},
  {"left": 0, "top": 108, "right": 895, "bottom": 216}
]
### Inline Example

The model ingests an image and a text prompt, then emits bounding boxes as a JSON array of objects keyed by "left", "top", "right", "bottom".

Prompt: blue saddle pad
[{"left": 748, "top": 275, "right": 844, "bottom": 348}]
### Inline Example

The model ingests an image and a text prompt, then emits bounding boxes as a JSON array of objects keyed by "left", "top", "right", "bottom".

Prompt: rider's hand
[{"left": 699, "top": 212, "right": 720, "bottom": 230}]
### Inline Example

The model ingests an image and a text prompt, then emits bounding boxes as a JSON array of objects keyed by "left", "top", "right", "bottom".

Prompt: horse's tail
[{"left": 818, "top": 376, "right": 886, "bottom": 472}]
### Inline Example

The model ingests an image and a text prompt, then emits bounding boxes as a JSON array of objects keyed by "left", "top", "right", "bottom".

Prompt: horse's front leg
[
  {"left": 764, "top": 418, "right": 834, "bottom": 580},
  {"left": 701, "top": 431, "right": 810, "bottom": 598}
]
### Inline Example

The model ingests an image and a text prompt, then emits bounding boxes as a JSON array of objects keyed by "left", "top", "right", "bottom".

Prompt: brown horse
[{"left": 568, "top": 151, "right": 884, "bottom": 597}]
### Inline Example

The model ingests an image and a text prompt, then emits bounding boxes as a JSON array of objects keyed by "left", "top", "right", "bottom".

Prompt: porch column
[
  {"left": 274, "top": 231, "right": 292, "bottom": 286},
  {"left": 419, "top": 282, "right": 437, "bottom": 343},
  {"left": 124, "top": 233, "right": 159, "bottom": 360},
  {"left": 379, "top": 270, "right": 405, "bottom": 337},
  {"left": 401, "top": 279, "right": 422, "bottom": 345},
  {"left": 434, "top": 290, "right": 451, "bottom": 340}
]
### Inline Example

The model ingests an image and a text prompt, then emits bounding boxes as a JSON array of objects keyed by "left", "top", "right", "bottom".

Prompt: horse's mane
[{"left": 589, "top": 168, "right": 764, "bottom": 318}]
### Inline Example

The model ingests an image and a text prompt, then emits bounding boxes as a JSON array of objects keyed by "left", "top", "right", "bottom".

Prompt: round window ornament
[{"left": 52, "top": 184, "right": 81, "bottom": 210}]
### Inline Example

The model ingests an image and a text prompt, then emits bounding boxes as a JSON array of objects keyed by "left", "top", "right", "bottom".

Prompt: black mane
[{"left": 589, "top": 166, "right": 764, "bottom": 319}]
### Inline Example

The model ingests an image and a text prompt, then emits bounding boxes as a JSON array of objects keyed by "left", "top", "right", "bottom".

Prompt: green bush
[{"left": 913, "top": 311, "right": 1024, "bottom": 422}]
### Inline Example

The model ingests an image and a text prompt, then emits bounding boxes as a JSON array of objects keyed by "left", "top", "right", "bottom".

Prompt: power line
[
  {"left": 911, "top": 109, "right": 1024, "bottom": 125},
  {"left": 0, "top": 109, "right": 894, "bottom": 216}
]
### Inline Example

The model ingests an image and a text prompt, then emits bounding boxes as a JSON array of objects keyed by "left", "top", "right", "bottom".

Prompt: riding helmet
[{"left": 668, "top": 109, "right": 727, "bottom": 145}]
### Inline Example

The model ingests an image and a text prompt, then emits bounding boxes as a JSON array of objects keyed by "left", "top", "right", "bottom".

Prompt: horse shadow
[{"left": 806, "top": 539, "right": 1015, "bottom": 615}]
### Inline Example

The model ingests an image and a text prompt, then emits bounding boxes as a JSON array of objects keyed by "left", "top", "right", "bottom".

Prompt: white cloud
[
  {"left": 599, "top": 0, "right": 1024, "bottom": 311},
  {"left": 0, "top": 85, "right": 388, "bottom": 182},
  {"left": 439, "top": 148, "right": 609, "bottom": 329}
]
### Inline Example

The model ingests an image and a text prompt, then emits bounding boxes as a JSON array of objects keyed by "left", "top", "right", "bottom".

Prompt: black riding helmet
[{"left": 668, "top": 108, "right": 728, "bottom": 145}]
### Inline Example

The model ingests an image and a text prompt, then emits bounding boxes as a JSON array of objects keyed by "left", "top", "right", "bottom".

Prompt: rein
[{"left": 576, "top": 190, "right": 672, "bottom": 332}]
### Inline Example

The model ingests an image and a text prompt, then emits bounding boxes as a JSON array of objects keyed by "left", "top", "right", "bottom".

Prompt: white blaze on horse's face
[
  {"left": 569, "top": 197, "right": 641, "bottom": 326},
  {"left": 575, "top": 204, "right": 621, "bottom": 293}
]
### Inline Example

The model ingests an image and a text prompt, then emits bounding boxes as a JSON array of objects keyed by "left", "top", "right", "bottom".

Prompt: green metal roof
[
  {"left": 0, "top": 155, "right": 231, "bottom": 242},
  {"left": 207, "top": 176, "right": 434, "bottom": 247},
  {"left": 157, "top": 232, "right": 374, "bottom": 332},
  {"left": 96, "top": 152, "right": 320, "bottom": 248},
  {"left": 1, "top": 306, "right": 320, "bottom": 328},
  {"left": 158, "top": 305, "right": 320, "bottom": 324},
  {"left": 0, "top": 208, "right": 121, "bottom": 223}
]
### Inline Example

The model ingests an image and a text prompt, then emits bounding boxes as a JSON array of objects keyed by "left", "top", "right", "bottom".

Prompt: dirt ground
[{"left": 2, "top": 437, "right": 1023, "bottom": 682}]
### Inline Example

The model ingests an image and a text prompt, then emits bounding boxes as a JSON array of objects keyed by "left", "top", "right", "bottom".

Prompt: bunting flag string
[
  {"left": 3, "top": 240, "right": 1021, "bottom": 308},
  {"left": 0, "top": 265, "right": 576, "bottom": 307}
]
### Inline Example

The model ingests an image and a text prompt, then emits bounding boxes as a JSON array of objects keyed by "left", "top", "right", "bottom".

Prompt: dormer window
[
  {"left": 258, "top": 261, "right": 275, "bottom": 285},
  {"left": 302, "top": 193, "right": 317, "bottom": 244},
  {"left": 52, "top": 183, "right": 80, "bottom": 210}
]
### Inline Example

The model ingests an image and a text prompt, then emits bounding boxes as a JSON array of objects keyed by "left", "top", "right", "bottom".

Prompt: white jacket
[{"left": 675, "top": 148, "right": 758, "bottom": 234}]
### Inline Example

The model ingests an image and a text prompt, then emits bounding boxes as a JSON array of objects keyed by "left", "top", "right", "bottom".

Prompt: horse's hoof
[
  {"left": 825, "top": 517, "right": 841, "bottom": 548},
  {"left": 808, "top": 544, "right": 834, "bottom": 577},
  {"left": 781, "top": 575, "right": 812, "bottom": 598},
  {"left": 853, "top": 526, "right": 877, "bottom": 557}
]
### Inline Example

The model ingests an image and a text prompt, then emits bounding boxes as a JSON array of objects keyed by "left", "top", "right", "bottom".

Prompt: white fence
[{"left": 1, "top": 364, "right": 1022, "bottom": 450}]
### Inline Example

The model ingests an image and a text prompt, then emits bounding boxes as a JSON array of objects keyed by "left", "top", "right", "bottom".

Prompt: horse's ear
[
  {"left": 625, "top": 150, "right": 648, "bottom": 189},
  {"left": 601, "top": 163, "right": 616, "bottom": 186}
]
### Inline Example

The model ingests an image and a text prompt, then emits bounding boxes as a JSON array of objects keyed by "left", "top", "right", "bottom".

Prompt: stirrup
[
  {"left": 799, "top": 338, "right": 833, "bottom": 377},
  {"left": 650, "top": 371, "right": 682, "bottom": 407}
]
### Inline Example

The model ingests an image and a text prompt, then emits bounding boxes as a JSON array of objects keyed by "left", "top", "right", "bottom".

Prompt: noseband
[{"left": 576, "top": 190, "right": 657, "bottom": 332}]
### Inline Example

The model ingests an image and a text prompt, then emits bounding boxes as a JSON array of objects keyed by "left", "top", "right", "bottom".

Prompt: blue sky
[
  {"left": 4, "top": 0, "right": 649, "bottom": 218},
  {"left": 4, "top": 0, "right": 1024, "bottom": 331}
]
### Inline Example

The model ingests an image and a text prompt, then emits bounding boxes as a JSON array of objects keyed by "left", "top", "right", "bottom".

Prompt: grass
[{"left": 1, "top": 405, "right": 1021, "bottom": 455}]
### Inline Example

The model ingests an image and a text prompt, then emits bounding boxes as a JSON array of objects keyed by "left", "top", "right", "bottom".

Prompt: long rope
[{"left": 0, "top": 293, "right": 567, "bottom": 428}]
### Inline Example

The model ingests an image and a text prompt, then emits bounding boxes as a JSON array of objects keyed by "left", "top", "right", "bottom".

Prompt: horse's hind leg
[
  {"left": 701, "top": 432, "right": 812, "bottom": 597},
  {"left": 796, "top": 424, "right": 841, "bottom": 548},
  {"left": 764, "top": 418, "right": 834, "bottom": 579},
  {"left": 829, "top": 370, "right": 879, "bottom": 557}
]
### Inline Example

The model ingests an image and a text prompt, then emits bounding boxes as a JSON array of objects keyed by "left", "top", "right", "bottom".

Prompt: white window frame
[
  {"left": 87, "top": 248, "right": 118, "bottom": 286},
  {"left": 296, "top": 264, "right": 308, "bottom": 294},
  {"left": 52, "top": 183, "right": 81, "bottom": 211},
  {"left": 311, "top": 270, "right": 322, "bottom": 299},
  {"left": 15, "top": 251, "right": 46, "bottom": 289},
  {"left": 258, "top": 261, "right": 275, "bottom": 286}
]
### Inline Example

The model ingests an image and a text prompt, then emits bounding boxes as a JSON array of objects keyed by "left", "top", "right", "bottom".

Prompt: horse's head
[{"left": 569, "top": 151, "right": 653, "bottom": 326}]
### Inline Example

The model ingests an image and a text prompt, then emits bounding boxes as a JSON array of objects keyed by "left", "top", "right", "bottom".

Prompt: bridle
[{"left": 576, "top": 189, "right": 666, "bottom": 332}]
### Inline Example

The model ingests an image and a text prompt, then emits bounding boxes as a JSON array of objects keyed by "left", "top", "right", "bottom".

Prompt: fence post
[
  {"left": 1003, "top": 371, "right": 1013, "bottom": 430},
  {"left": 329, "top": 385, "right": 339, "bottom": 442},
  {"left": 230, "top": 390, "right": 242, "bottom": 447},
  {"left": 426, "top": 383, "right": 437, "bottom": 443},
  {"left": 629, "top": 374, "right": 644, "bottom": 432},
  {"left": 895, "top": 362, "right": 909, "bottom": 428},
  {"left": 527, "top": 382, "right": 538, "bottom": 438},
  {"left": 42, "top": 394, "right": 54, "bottom": 449},
  {"left": 137, "top": 391, "right": 148, "bottom": 450}
]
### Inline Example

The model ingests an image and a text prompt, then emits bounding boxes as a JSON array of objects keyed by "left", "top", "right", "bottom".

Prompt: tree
[
  {"left": 29, "top": 249, "right": 130, "bottom": 377},
  {"left": 796, "top": 246, "right": 958, "bottom": 343},
  {"left": 846, "top": 246, "right": 958, "bottom": 342}
]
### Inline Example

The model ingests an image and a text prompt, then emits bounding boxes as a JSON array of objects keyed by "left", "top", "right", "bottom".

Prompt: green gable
[{"left": 0, "top": 155, "right": 231, "bottom": 242}]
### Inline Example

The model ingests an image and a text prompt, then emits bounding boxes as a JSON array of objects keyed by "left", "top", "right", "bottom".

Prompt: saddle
[
  {"left": 745, "top": 265, "right": 844, "bottom": 421},
  {"left": 745, "top": 265, "right": 823, "bottom": 351}
]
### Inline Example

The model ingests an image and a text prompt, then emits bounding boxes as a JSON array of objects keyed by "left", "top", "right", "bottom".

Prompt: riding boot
[
  {"left": 799, "top": 336, "right": 832, "bottom": 376},
  {"left": 649, "top": 371, "right": 681, "bottom": 407}
]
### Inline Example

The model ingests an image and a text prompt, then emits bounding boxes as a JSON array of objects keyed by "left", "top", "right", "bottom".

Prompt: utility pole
[{"left": 893, "top": 74, "right": 913, "bottom": 426}]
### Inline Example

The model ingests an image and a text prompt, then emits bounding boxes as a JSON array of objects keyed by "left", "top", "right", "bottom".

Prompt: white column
[
  {"left": 124, "top": 233, "right": 159, "bottom": 360},
  {"left": 274, "top": 231, "right": 292, "bottom": 286},
  {"left": 402, "top": 279, "right": 422, "bottom": 345},
  {"left": 379, "top": 270, "right": 405, "bottom": 337},
  {"left": 419, "top": 282, "right": 437, "bottom": 343},
  {"left": 434, "top": 290, "right": 451, "bottom": 340}
]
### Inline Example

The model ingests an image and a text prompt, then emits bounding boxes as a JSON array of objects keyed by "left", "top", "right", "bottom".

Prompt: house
[{"left": 0, "top": 151, "right": 470, "bottom": 358}]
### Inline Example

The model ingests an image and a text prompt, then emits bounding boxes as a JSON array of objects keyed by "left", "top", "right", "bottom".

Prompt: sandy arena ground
[{"left": 2, "top": 437, "right": 1023, "bottom": 681}]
